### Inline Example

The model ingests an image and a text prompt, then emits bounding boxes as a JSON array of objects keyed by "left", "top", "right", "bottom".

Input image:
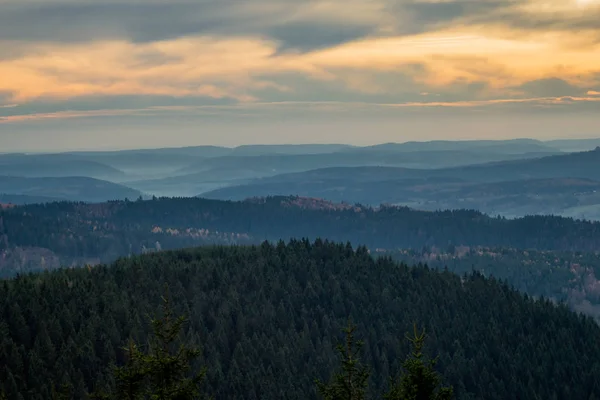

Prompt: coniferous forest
[
  {"left": 3, "top": 196, "right": 600, "bottom": 277},
  {"left": 1, "top": 240, "right": 600, "bottom": 399},
  {"left": 5, "top": 197, "right": 600, "bottom": 323},
  {"left": 3, "top": 2, "right": 600, "bottom": 395}
]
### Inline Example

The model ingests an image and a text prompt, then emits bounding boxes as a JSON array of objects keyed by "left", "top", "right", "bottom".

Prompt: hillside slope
[
  {"left": 0, "top": 193, "right": 64, "bottom": 205},
  {"left": 0, "top": 176, "right": 142, "bottom": 203},
  {"left": 174, "top": 149, "right": 561, "bottom": 180},
  {"left": 1, "top": 241, "right": 599, "bottom": 399},
  {"left": 202, "top": 149, "right": 600, "bottom": 218},
  {"left": 342, "top": 138, "right": 558, "bottom": 154},
  {"left": 0, "top": 154, "right": 124, "bottom": 179},
  {"left": 2, "top": 196, "right": 600, "bottom": 275},
  {"left": 203, "top": 177, "right": 600, "bottom": 219}
]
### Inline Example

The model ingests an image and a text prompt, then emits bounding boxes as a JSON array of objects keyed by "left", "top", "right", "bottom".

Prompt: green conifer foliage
[
  {"left": 315, "top": 321, "right": 370, "bottom": 400},
  {"left": 93, "top": 287, "right": 207, "bottom": 400},
  {"left": 384, "top": 325, "right": 453, "bottom": 400}
]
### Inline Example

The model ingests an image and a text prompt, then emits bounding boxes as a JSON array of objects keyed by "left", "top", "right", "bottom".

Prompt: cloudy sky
[{"left": 1, "top": 0, "right": 599, "bottom": 151}]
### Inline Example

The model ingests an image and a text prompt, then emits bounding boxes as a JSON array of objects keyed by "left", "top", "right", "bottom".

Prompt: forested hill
[
  {"left": 2, "top": 196, "right": 600, "bottom": 276},
  {"left": 2, "top": 241, "right": 600, "bottom": 399}
]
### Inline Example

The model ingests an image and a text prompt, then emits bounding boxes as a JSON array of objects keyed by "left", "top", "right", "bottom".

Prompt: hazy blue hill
[
  {"left": 126, "top": 172, "right": 250, "bottom": 197},
  {"left": 204, "top": 175, "right": 600, "bottom": 201},
  {"left": 230, "top": 143, "right": 355, "bottom": 155},
  {"left": 72, "top": 144, "right": 354, "bottom": 170},
  {"left": 199, "top": 166, "right": 423, "bottom": 202},
  {"left": 446, "top": 147, "right": 600, "bottom": 182},
  {"left": 138, "top": 148, "right": 524, "bottom": 196},
  {"left": 546, "top": 138, "right": 600, "bottom": 152},
  {"left": 0, "top": 176, "right": 143, "bottom": 202},
  {"left": 454, "top": 177, "right": 600, "bottom": 196},
  {"left": 77, "top": 151, "right": 204, "bottom": 171},
  {"left": 201, "top": 150, "right": 600, "bottom": 218},
  {"left": 0, "top": 153, "right": 125, "bottom": 179},
  {"left": 68, "top": 145, "right": 354, "bottom": 182},
  {"left": 344, "top": 138, "right": 558, "bottom": 154},
  {"left": 0, "top": 193, "right": 64, "bottom": 205},
  {"left": 69, "top": 144, "right": 231, "bottom": 158},
  {"left": 168, "top": 149, "right": 559, "bottom": 193},
  {"left": 67, "top": 146, "right": 233, "bottom": 180},
  {"left": 205, "top": 148, "right": 600, "bottom": 186},
  {"left": 469, "top": 141, "right": 560, "bottom": 154},
  {"left": 200, "top": 175, "right": 421, "bottom": 204},
  {"left": 202, "top": 177, "right": 600, "bottom": 220},
  {"left": 218, "top": 166, "right": 433, "bottom": 183}
]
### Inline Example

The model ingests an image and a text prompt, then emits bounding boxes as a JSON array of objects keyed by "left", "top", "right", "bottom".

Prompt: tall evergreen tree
[
  {"left": 384, "top": 325, "right": 453, "bottom": 400},
  {"left": 112, "top": 339, "right": 147, "bottom": 400},
  {"left": 92, "top": 287, "right": 207, "bottom": 400},
  {"left": 50, "top": 383, "right": 74, "bottom": 400},
  {"left": 315, "top": 321, "right": 370, "bottom": 400},
  {"left": 143, "top": 290, "right": 207, "bottom": 400}
]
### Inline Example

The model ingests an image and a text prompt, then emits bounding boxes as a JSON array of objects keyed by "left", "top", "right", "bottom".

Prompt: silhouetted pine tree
[
  {"left": 91, "top": 286, "right": 207, "bottom": 400},
  {"left": 384, "top": 325, "right": 453, "bottom": 400},
  {"left": 315, "top": 321, "right": 370, "bottom": 400}
]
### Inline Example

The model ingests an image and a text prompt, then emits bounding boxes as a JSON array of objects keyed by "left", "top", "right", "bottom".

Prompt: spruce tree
[
  {"left": 50, "top": 383, "right": 73, "bottom": 400},
  {"left": 92, "top": 286, "right": 207, "bottom": 400},
  {"left": 143, "top": 291, "right": 207, "bottom": 400},
  {"left": 315, "top": 321, "right": 370, "bottom": 400},
  {"left": 113, "top": 339, "right": 147, "bottom": 400},
  {"left": 384, "top": 324, "right": 453, "bottom": 400}
]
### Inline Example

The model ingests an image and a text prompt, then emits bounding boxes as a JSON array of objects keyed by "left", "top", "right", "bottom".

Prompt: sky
[{"left": 1, "top": 0, "right": 599, "bottom": 151}]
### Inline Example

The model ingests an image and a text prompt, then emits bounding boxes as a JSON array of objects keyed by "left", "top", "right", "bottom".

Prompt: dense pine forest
[
  {"left": 5, "top": 196, "right": 600, "bottom": 322},
  {"left": 389, "top": 247, "right": 600, "bottom": 319},
  {"left": 1, "top": 240, "right": 600, "bottom": 399},
  {"left": 3, "top": 196, "right": 600, "bottom": 279}
]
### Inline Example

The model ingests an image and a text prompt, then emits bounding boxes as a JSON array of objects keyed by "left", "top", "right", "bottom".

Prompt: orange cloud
[
  {"left": 305, "top": 28, "right": 600, "bottom": 90},
  {"left": 0, "top": 1, "right": 599, "bottom": 109},
  {"left": 0, "top": 108, "right": 154, "bottom": 123},
  {"left": 0, "top": 38, "right": 287, "bottom": 102},
  {"left": 2, "top": 95, "right": 600, "bottom": 124}
]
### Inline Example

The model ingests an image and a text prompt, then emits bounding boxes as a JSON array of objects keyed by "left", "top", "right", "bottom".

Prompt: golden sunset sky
[{"left": 1, "top": 0, "right": 599, "bottom": 150}]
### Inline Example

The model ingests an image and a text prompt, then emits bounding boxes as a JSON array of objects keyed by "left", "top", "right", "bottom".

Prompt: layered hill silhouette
[
  {"left": 0, "top": 176, "right": 142, "bottom": 203},
  {"left": 0, "top": 153, "right": 125, "bottom": 179},
  {"left": 3, "top": 196, "right": 600, "bottom": 278},
  {"left": 203, "top": 148, "right": 600, "bottom": 219},
  {"left": 2, "top": 139, "right": 600, "bottom": 216}
]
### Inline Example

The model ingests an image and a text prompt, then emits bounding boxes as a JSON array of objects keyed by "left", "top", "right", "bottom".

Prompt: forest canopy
[
  {"left": 3, "top": 196, "right": 600, "bottom": 278},
  {"left": 1, "top": 240, "right": 599, "bottom": 399}
]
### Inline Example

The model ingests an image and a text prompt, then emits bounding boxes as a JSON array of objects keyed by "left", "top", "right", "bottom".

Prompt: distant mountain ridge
[
  {"left": 0, "top": 153, "right": 125, "bottom": 179},
  {"left": 0, "top": 176, "right": 142, "bottom": 203},
  {"left": 2, "top": 138, "right": 599, "bottom": 204},
  {"left": 60, "top": 137, "right": 585, "bottom": 157},
  {"left": 342, "top": 138, "right": 559, "bottom": 154},
  {"left": 0, "top": 193, "right": 65, "bottom": 205},
  {"left": 201, "top": 149, "right": 600, "bottom": 219},
  {"left": 130, "top": 147, "right": 565, "bottom": 197}
]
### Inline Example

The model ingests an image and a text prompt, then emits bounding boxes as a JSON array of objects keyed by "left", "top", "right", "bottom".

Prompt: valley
[{"left": 3, "top": 139, "right": 600, "bottom": 219}]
